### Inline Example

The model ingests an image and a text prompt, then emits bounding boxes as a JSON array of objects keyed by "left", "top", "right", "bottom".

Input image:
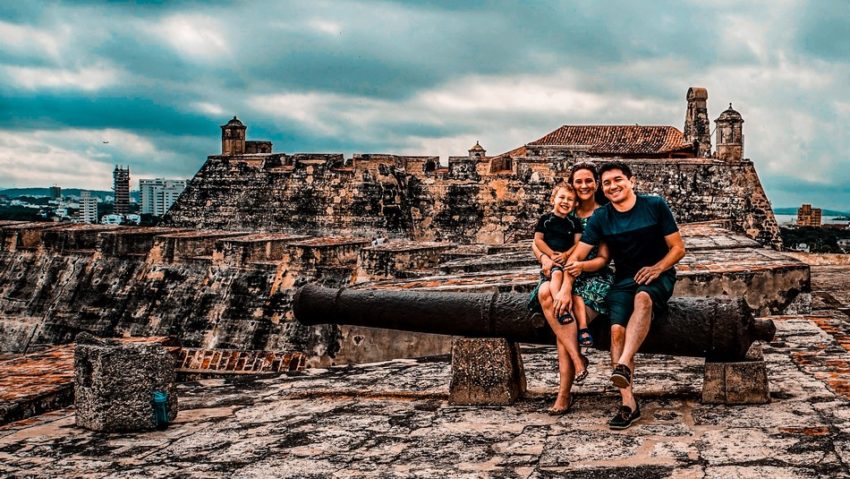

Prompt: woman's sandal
[
  {"left": 574, "top": 354, "right": 590, "bottom": 384},
  {"left": 578, "top": 328, "right": 594, "bottom": 347},
  {"left": 546, "top": 395, "right": 577, "bottom": 416}
]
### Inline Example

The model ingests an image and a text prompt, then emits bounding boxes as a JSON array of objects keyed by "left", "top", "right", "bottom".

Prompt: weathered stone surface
[
  {"left": 2, "top": 313, "right": 850, "bottom": 477},
  {"left": 0, "top": 346, "right": 75, "bottom": 426},
  {"left": 74, "top": 334, "right": 178, "bottom": 432},
  {"left": 449, "top": 338, "right": 526, "bottom": 405}
]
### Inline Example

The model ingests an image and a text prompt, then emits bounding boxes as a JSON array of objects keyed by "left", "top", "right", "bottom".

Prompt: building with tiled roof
[
  {"left": 524, "top": 124, "right": 694, "bottom": 157},
  {"left": 493, "top": 87, "right": 743, "bottom": 161}
]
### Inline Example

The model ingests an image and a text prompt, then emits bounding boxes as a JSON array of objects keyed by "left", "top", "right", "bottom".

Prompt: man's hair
[
  {"left": 598, "top": 161, "right": 633, "bottom": 180},
  {"left": 549, "top": 181, "right": 575, "bottom": 202}
]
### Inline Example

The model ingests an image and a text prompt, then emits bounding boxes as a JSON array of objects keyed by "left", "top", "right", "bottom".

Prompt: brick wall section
[{"left": 176, "top": 347, "right": 306, "bottom": 374}]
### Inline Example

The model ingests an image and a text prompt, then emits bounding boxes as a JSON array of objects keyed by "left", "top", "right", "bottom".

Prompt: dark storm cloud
[
  {"left": 0, "top": 1, "right": 848, "bottom": 209},
  {"left": 795, "top": 0, "right": 850, "bottom": 61}
]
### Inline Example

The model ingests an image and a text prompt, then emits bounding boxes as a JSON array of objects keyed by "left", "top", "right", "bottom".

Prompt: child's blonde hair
[{"left": 550, "top": 182, "right": 576, "bottom": 203}]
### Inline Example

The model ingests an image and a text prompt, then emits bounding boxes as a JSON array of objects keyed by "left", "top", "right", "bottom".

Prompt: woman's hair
[
  {"left": 549, "top": 181, "right": 576, "bottom": 203},
  {"left": 568, "top": 161, "right": 599, "bottom": 184},
  {"left": 567, "top": 161, "right": 608, "bottom": 205}
]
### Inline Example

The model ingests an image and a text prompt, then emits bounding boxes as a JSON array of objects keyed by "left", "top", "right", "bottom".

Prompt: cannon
[{"left": 294, "top": 284, "right": 775, "bottom": 361}]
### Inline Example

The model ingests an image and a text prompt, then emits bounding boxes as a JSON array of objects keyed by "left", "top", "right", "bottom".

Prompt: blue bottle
[{"left": 152, "top": 391, "right": 170, "bottom": 430}]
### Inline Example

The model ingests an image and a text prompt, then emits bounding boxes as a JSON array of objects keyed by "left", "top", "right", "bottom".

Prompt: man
[{"left": 557, "top": 161, "right": 685, "bottom": 430}]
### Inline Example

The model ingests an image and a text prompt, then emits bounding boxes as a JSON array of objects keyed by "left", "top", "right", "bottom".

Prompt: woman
[{"left": 533, "top": 162, "right": 614, "bottom": 414}]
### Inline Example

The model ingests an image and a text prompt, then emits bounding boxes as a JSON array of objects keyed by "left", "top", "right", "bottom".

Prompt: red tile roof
[{"left": 525, "top": 125, "right": 693, "bottom": 155}]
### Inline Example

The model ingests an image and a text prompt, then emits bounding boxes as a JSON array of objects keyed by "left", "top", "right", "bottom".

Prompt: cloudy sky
[{"left": 1, "top": 1, "right": 848, "bottom": 210}]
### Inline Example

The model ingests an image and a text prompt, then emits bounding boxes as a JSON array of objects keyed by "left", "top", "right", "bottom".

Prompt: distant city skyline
[{"left": 1, "top": 2, "right": 849, "bottom": 209}]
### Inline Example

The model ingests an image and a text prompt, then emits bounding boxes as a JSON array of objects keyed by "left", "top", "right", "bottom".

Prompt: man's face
[{"left": 600, "top": 169, "right": 635, "bottom": 204}]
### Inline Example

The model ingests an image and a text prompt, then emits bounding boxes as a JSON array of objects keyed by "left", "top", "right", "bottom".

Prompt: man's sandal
[
  {"left": 557, "top": 311, "right": 574, "bottom": 325},
  {"left": 574, "top": 354, "right": 590, "bottom": 384},
  {"left": 578, "top": 328, "right": 594, "bottom": 347},
  {"left": 610, "top": 363, "right": 632, "bottom": 389}
]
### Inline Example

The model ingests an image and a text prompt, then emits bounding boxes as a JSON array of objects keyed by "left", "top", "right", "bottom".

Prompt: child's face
[{"left": 552, "top": 188, "right": 576, "bottom": 216}]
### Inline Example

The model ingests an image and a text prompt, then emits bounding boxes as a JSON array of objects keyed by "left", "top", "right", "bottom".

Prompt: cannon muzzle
[{"left": 294, "top": 284, "right": 775, "bottom": 361}]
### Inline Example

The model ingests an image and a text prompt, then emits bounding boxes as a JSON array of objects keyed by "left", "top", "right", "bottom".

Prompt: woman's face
[{"left": 571, "top": 169, "right": 597, "bottom": 202}]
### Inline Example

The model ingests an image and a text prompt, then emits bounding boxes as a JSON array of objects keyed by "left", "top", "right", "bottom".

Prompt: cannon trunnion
[{"left": 294, "top": 284, "right": 775, "bottom": 362}]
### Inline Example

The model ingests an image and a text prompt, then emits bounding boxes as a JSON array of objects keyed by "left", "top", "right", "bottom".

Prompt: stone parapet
[
  {"left": 355, "top": 241, "right": 455, "bottom": 281},
  {"left": 213, "top": 233, "right": 310, "bottom": 266}
]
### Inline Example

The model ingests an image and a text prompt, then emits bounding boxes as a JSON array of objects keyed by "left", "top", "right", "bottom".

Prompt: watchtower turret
[
  {"left": 715, "top": 104, "right": 744, "bottom": 162},
  {"left": 468, "top": 141, "right": 486, "bottom": 160},
  {"left": 221, "top": 116, "right": 246, "bottom": 155}
]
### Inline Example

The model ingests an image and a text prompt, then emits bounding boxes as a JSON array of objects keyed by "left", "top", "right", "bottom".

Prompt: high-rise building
[
  {"left": 49, "top": 185, "right": 62, "bottom": 199},
  {"left": 78, "top": 190, "right": 98, "bottom": 223},
  {"left": 797, "top": 204, "right": 822, "bottom": 226},
  {"left": 113, "top": 166, "right": 130, "bottom": 215},
  {"left": 139, "top": 178, "right": 188, "bottom": 216}
]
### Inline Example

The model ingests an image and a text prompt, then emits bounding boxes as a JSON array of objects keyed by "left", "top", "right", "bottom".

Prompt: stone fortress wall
[
  {"left": 0, "top": 87, "right": 797, "bottom": 364},
  {"left": 163, "top": 153, "right": 780, "bottom": 249}
]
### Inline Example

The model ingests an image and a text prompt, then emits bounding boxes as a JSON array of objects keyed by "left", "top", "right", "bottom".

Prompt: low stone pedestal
[
  {"left": 449, "top": 338, "right": 526, "bottom": 406},
  {"left": 74, "top": 334, "right": 179, "bottom": 432},
  {"left": 702, "top": 343, "right": 770, "bottom": 404}
]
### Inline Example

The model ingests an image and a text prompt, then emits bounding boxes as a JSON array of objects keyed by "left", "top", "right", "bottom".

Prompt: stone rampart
[
  {"left": 0, "top": 223, "right": 449, "bottom": 365},
  {"left": 0, "top": 218, "right": 798, "bottom": 365},
  {"left": 163, "top": 154, "right": 781, "bottom": 248}
]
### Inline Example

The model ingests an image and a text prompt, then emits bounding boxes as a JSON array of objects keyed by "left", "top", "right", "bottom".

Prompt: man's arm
[
  {"left": 634, "top": 232, "right": 686, "bottom": 285},
  {"left": 567, "top": 241, "right": 594, "bottom": 263}
]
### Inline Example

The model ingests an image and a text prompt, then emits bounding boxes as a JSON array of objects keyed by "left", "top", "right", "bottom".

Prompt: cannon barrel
[{"left": 294, "top": 284, "right": 776, "bottom": 361}]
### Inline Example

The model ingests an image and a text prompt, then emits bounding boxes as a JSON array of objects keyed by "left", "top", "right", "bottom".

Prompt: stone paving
[{"left": 2, "top": 312, "right": 850, "bottom": 478}]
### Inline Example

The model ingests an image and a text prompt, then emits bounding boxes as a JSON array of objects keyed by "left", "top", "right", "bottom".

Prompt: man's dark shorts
[{"left": 606, "top": 273, "right": 676, "bottom": 327}]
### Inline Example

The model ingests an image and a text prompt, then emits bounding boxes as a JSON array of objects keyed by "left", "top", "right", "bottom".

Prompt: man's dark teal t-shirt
[{"left": 581, "top": 195, "right": 679, "bottom": 281}]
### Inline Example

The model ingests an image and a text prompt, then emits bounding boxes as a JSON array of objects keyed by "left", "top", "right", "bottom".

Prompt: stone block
[
  {"left": 702, "top": 343, "right": 770, "bottom": 404},
  {"left": 449, "top": 338, "right": 526, "bottom": 406},
  {"left": 74, "top": 334, "right": 178, "bottom": 432}
]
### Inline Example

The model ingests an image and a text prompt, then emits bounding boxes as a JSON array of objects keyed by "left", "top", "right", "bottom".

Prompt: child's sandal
[{"left": 578, "top": 328, "right": 594, "bottom": 347}]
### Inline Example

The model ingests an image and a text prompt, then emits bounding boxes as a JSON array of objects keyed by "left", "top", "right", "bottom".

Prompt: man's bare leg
[
  {"left": 610, "top": 324, "right": 625, "bottom": 369},
  {"left": 615, "top": 291, "right": 653, "bottom": 409}
]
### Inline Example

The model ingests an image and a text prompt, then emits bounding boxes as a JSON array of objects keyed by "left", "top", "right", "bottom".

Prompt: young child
[{"left": 533, "top": 183, "right": 588, "bottom": 334}]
